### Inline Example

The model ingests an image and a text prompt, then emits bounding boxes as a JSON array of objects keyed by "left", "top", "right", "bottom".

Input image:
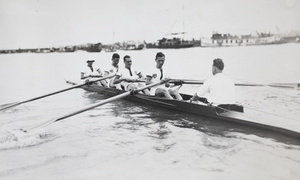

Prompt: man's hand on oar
[
  {"left": 20, "top": 79, "right": 168, "bottom": 133},
  {"left": 0, "top": 74, "right": 116, "bottom": 111}
]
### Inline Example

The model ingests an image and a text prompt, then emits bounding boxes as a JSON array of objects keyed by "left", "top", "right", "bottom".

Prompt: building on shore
[{"left": 200, "top": 32, "right": 298, "bottom": 47}]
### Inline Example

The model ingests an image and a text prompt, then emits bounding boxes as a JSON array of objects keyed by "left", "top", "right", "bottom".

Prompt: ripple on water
[{"left": 0, "top": 129, "right": 58, "bottom": 151}]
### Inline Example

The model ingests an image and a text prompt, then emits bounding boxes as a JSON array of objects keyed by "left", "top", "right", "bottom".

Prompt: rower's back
[
  {"left": 200, "top": 73, "right": 236, "bottom": 104},
  {"left": 195, "top": 58, "right": 236, "bottom": 105}
]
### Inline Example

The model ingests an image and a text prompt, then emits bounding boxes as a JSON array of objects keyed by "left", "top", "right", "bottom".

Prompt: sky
[{"left": 0, "top": 0, "right": 299, "bottom": 49}]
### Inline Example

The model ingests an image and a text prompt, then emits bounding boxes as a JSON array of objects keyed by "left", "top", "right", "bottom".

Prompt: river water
[{"left": 0, "top": 44, "right": 300, "bottom": 180}]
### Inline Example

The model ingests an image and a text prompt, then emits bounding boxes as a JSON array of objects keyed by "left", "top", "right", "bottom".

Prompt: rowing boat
[{"left": 66, "top": 80, "right": 300, "bottom": 139}]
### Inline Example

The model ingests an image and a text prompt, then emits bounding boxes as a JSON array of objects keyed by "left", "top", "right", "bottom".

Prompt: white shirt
[
  {"left": 196, "top": 73, "right": 235, "bottom": 104},
  {"left": 145, "top": 66, "right": 169, "bottom": 95},
  {"left": 81, "top": 66, "right": 102, "bottom": 81},
  {"left": 146, "top": 66, "right": 168, "bottom": 82},
  {"left": 103, "top": 64, "right": 119, "bottom": 88},
  {"left": 104, "top": 64, "right": 119, "bottom": 75},
  {"left": 118, "top": 66, "right": 141, "bottom": 79},
  {"left": 118, "top": 66, "right": 141, "bottom": 90}
]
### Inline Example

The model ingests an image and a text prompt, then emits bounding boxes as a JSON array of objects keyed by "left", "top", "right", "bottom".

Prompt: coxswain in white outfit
[{"left": 190, "top": 58, "right": 236, "bottom": 105}]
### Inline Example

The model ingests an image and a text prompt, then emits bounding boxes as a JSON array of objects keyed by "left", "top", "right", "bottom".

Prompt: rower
[
  {"left": 81, "top": 59, "right": 105, "bottom": 85},
  {"left": 103, "top": 53, "right": 120, "bottom": 88},
  {"left": 113, "top": 55, "right": 149, "bottom": 94},
  {"left": 145, "top": 52, "right": 183, "bottom": 100},
  {"left": 189, "top": 58, "right": 236, "bottom": 105}
]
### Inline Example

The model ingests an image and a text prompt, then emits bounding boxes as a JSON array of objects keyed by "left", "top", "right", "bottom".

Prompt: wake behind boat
[{"left": 66, "top": 80, "right": 300, "bottom": 139}]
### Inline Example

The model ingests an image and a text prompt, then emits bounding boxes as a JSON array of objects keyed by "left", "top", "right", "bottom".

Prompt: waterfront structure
[{"left": 201, "top": 33, "right": 291, "bottom": 47}]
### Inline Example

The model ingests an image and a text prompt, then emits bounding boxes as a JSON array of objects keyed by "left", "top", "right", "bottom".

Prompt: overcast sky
[{"left": 0, "top": 0, "right": 299, "bottom": 49}]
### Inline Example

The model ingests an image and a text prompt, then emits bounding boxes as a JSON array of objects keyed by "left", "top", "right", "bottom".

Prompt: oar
[
  {"left": 21, "top": 80, "right": 166, "bottom": 132},
  {"left": 171, "top": 78, "right": 203, "bottom": 82},
  {"left": 170, "top": 79, "right": 299, "bottom": 89},
  {"left": 170, "top": 80, "right": 204, "bottom": 85},
  {"left": 132, "top": 79, "right": 203, "bottom": 85},
  {"left": 235, "top": 82, "right": 299, "bottom": 89},
  {"left": 0, "top": 74, "right": 116, "bottom": 111}
]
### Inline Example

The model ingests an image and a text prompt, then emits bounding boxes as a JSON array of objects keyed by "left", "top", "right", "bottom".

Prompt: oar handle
[
  {"left": 170, "top": 79, "right": 204, "bottom": 85},
  {"left": 85, "top": 74, "right": 116, "bottom": 84}
]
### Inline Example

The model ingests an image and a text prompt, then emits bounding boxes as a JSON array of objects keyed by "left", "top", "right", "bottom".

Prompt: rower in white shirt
[
  {"left": 103, "top": 53, "right": 120, "bottom": 88},
  {"left": 113, "top": 55, "right": 149, "bottom": 94},
  {"left": 145, "top": 52, "right": 183, "bottom": 100},
  {"left": 190, "top": 58, "right": 236, "bottom": 105},
  {"left": 81, "top": 59, "right": 104, "bottom": 85}
]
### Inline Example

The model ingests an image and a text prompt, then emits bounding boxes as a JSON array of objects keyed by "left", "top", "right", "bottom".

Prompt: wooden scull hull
[{"left": 68, "top": 81, "right": 300, "bottom": 139}]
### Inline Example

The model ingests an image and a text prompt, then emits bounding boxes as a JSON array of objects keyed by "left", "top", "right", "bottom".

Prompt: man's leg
[
  {"left": 127, "top": 84, "right": 137, "bottom": 91},
  {"left": 155, "top": 88, "right": 173, "bottom": 99},
  {"left": 169, "top": 89, "right": 183, "bottom": 101}
]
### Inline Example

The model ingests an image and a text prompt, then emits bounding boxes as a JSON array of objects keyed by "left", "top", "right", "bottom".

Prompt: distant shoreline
[{"left": 1, "top": 32, "right": 299, "bottom": 54}]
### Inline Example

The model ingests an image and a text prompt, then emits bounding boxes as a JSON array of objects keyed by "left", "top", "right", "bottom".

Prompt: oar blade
[{"left": 0, "top": 102, "right": 22, "bottom": 111}]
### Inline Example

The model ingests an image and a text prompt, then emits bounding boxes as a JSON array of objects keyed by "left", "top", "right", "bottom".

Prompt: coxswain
[{"left": 189, "top": 58, "right": 236, "bottom": 105}]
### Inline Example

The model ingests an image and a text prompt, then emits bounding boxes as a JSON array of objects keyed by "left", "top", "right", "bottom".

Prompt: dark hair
[
  {"left": 112, "top": 53, "right": 120, "bottom": 59},
  {"left": 155, "top": 52, "right": 165, "bottom": 60},
  {"left": 86, "top": 60, "right": 95, "bottom": 63},
  {"left": 213, "top": 58, "right": 224, "bottom": 70},
  {"left": 123, "top": 55, "right": 130, "bottom": 62}
]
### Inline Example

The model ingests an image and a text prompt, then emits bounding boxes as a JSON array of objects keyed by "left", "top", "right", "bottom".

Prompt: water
[{"left": 0, "top": 44, "right": 300, "bottom": 180}]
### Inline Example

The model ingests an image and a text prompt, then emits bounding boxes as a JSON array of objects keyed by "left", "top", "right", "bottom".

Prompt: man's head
[
  {"left": 212, "top": 58, "right": 224, "bottom": 75},
  {"left": 155, "top": 52, "right": 165, "bottom": 69},
  {"left": 86, "top": 60, "right": 95, "bottom": 66},
  {"left": 123, "top": 55, "right": 132, "bottom": 68},
  {"left": 111, "top": 53, "right": 120, "bottom": 66}
]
